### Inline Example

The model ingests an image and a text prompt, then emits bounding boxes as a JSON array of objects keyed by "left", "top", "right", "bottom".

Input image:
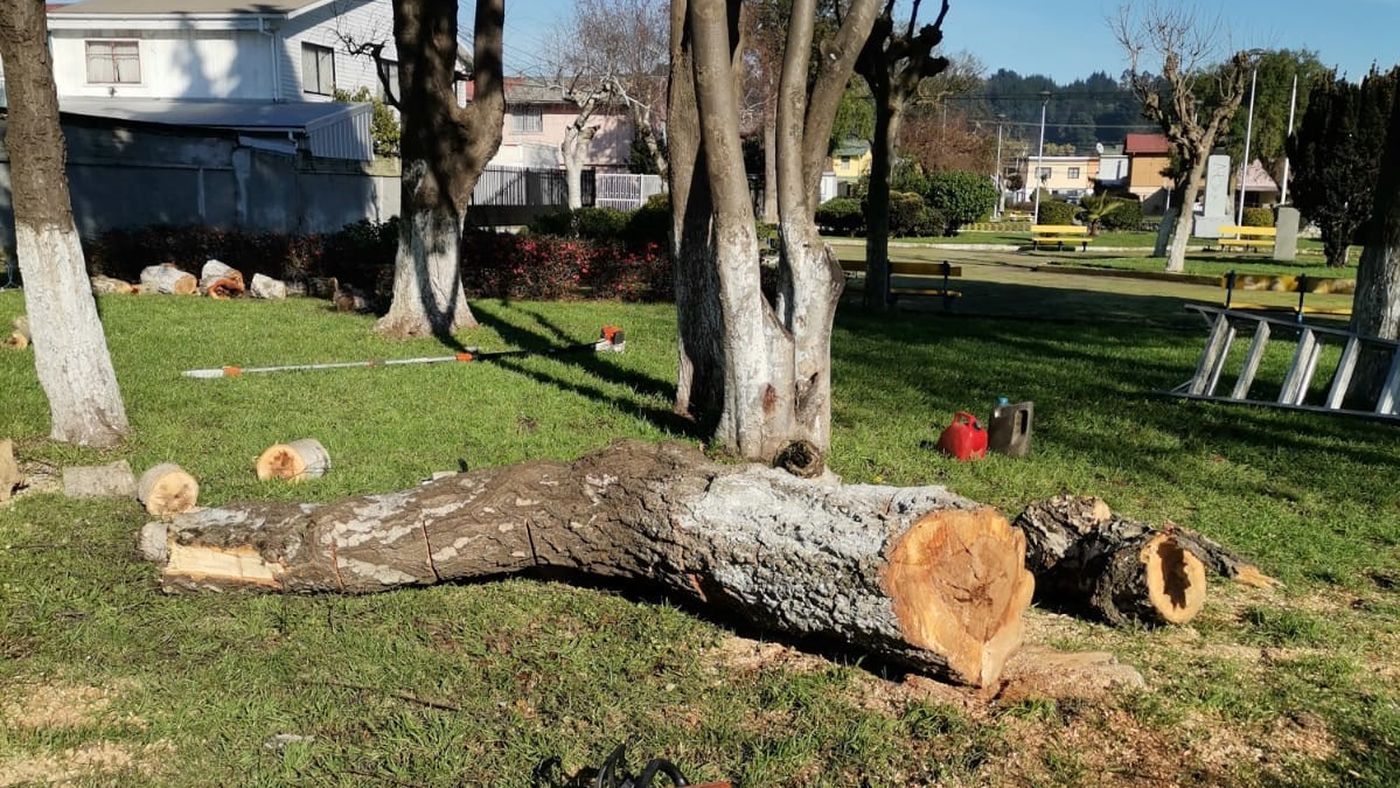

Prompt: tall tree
[
  {"left": 1287, "top": 68, "right": 1397, "bottom": 267},
  {"left": 1351, "top": 81, "right": 1400, "bottom": 401},
  {"left": 375, "top": 0, "right": 505, "bottom": 338},
  {"left": 0, "top": 0, "right": 129, "bottom": 447},
  {"left": 1113, "top": 4, "right": 1252, "bottom": 273},
  {"left": 1214, "top": 49, "right": 1327, "bottom": 187},
  {"left": 855, "top": 0, "right": 951, "bottom": 309},
  {"left": 669, "top": 0, "right": 881, "bottom": 472}
]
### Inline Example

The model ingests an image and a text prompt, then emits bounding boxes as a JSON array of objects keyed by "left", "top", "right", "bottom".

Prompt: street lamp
[
  {"left": 1235, "top": 50, "right": 1265, "bottom": 225},
  {"left": 1033, "top": 91, "right": 1050, "bottom": 225}
]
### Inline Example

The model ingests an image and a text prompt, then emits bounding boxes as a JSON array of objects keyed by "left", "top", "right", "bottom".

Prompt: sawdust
[
  {"left": 2, "top": 680, "right": 137, "bottom": 731},
  {"left": 706, "top": 635, "right": 831, "bottom": 675},
  {"left": 0, "top": 740, "right": 172, "bottom": 787}
]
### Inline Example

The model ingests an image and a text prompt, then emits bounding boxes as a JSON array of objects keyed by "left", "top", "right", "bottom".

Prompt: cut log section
[
  {"left": 255, "top": 439, "right": 330, "bottom": 481},
  {"left": 91, "top": 275, "right": 137, "bottom": 295},
  {"left": 63, "top": 460, "right": 137, "bottom": 499},
  {"left": 4, "top": 316, "right": 30, "bottom": 350},
  {"left": 1014, "top": 495, "right": 1275, "bottom": 626},
  {"left": 137, "top": 463, "right": 200, "bottom": 516},
  {"left": 140, "top": 265, "right": 198, "bottom": 295},
  {"left": 199, "top": 260, "right": 246, "bottom": 299},
  {"left": 249, "top": 273, "right": 288, "bottom": 300},
  {"left": 0, "top": 439, "right": 20, "bottom": 503},
  {"left": 142, "top": 440, "right": 1034, "bottom": 687}
]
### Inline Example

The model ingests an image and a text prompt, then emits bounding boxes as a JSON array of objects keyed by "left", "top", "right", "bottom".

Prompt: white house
[{"left": 0, "top": 0, "right": 468, "bottom": 159}]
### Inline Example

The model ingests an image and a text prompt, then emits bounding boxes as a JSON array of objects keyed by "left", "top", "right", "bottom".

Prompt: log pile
[
  {"left": 199, "top": 260, "right": 246, "bottom": 299},
  {"left": 139, "top": 440, "right": 1035, "bottom": 687},
  {"left": 140, "top": 264, "right": 198, "bottom": 295},
  {"left": 249, "top": 273, "right": 288, "bottom": 300},
  {"left": 1014, "top": 495, "right": 1277, "bottom": 627},
  {"left": 3, "top": 316, "right": 29, "bottom": 350}
]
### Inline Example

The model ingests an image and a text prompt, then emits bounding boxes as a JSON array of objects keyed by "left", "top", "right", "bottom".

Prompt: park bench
[
  {"left": 839, "top": 258, "right": 963, "bottom": 309},
  {"left": 1215, "top": 225, "right": 1276, "bottom": 253},
  {"left": 1220, "top": 269, "right": 1354, "bottom": 321},
  {"left": 1030, "top": 225, "right": 1091, "bottom": 251}
]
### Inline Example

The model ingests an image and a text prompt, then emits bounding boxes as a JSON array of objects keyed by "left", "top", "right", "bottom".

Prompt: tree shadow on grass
[{"left": 470, "top": 307, "right": 701, "bottom": 440}]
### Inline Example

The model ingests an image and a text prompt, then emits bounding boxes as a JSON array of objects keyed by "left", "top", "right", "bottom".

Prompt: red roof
[{"left": 1124, "top": 133, "right": 1170, "bottom": 154}]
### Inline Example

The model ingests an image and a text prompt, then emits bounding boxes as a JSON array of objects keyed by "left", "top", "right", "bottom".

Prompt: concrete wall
[{"left": 0, "top": 118, "right": 398, "bottom": 265}]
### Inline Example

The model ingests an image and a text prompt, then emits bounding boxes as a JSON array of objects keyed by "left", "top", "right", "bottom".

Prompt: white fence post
[{"left": 596, "top": 173, "right": 666, "bottom": 211}]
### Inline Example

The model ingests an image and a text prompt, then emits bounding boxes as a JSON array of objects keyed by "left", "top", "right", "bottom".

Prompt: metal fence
[
  {"left": 595, "top": 173, "right": 665, "bottom": 211},
  {"left": 471, "top": 166, "right": 595, "bottom": 208}
]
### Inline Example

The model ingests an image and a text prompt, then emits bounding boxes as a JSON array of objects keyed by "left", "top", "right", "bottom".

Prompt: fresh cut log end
[
  {"left": 884, "top": 508, "right": 1035, "bottom": 687},
  {"left": 1142, "top": 533, "right": 1207, "bottom": 624},
  {"left": 255, "top": 439, "right": 330, "bottom": 481},
  {"left": 137, "top": 463, "right": 199, "bottom": 516},
  {"left": 4, "top": 316, "right": 30, "bottom": 350}
]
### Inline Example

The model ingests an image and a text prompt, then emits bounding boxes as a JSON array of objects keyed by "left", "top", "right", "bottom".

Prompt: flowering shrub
[{"left": 460, "top": 232, "right": 670, "bottom": 301}]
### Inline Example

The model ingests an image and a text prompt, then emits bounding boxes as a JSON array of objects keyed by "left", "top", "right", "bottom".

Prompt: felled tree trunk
[
  {"left": 142, "top": 440, "right": 1034, "bottom": 687},
  {"left": 140, "top": 265, "right": 197, "bottom": 295},
  {"left": 199, "top": 260, "right": 246, "bottom": 299},
  {"left": 1014, "top": 495, "right": 1276, "bottom": 627}
]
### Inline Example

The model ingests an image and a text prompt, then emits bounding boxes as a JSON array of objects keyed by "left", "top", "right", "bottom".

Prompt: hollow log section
[
  {"left": 138, "top": 463, "right": 200, "bottom": 516},
  {"left": 1014, "top": 495, "right": 1277, "bottom": 627},
  {"left": 145, "top": 440, "right": 1034, "bottom": 687},
  {"left": 140, "top": 265, "right": 197, "bottom": 295},
  {"left": 199, "top": 260, "right": 246, "bottom": 299},
  {"left": 255, "top": 439, "right": 331, "bottom": 481}
]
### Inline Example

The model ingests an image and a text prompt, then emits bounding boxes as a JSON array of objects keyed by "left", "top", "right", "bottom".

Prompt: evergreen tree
[{"left": 1288, "top": 67, "right": 1398, "bottom": 267}]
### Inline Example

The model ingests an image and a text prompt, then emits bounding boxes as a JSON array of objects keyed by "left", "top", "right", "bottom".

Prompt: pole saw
[{"left": 182, "top": 326, "right": 626, "bottom": 379}]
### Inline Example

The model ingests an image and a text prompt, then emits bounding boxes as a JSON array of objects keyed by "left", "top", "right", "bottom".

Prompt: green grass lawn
[
  {"left": 871, "top": 229, "right": 1331, "bottom": 253},
  {"left": 1, "top": 288, "right": 1398, "bottom": 786},
  {"left": 1036, "top": 255, "right": 1355, "bottom": 280}
]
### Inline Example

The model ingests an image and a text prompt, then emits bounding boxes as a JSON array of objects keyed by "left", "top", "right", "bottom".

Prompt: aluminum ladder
[{"left": 1170, "top": 305, "right": 1400, "bottom": 420}]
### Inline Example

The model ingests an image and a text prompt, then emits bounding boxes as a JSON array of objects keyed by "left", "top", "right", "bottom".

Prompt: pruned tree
[
  {"left": 855, "top": 0, "right": 951, "bottom": 309},
  {"left": 0, "top": 0, "right": 130, "bottom": 447},
  {"left": 556, "top": 79, "right": 617, "bottom": 210},
  {"left": 1287, "top": 67, "right": 1397, "bottom": 268},
  {"left": 374, "top": 0, "right": 505, "bottom": 338},
  {"left": 670, "top": 0, "right": 881, "bottom": 471},
  {"left": 1351, "top": 80, "right": 1400, "bottom": 400},
  {"left": 1112, "top": 3, "right": 1252, "bottom": 273}
]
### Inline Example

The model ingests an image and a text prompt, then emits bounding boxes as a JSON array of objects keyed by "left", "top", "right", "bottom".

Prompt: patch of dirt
[
  {"left": 0, "top": 461, "right": 61, "bottom": 510},
  {"left": 2, "top": 680, "right": 138, "bottom": 731},
  {"left": 0, "top": 741, "right": 172, "bottom": 787},
  {"left": 705, "top": 635, "right": 832, "bottom": 675},
  {"left": 994, "top": 647, "right": 1145, "bottom": 704}
]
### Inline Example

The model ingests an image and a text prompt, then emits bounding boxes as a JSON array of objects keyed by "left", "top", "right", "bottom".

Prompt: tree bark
[
  {"left": 1165, "top": 157, "right": 1206, "bottom": 274},
  {"left": 862, "top": 85, "right": 898, "bottom": 310},
  {"left": 141, "top": 440, "right": 1034, "bottom": 687},
  {"left": 376, "top": 0, "right": 505, "bottom": 338},
  {"left": 0, "top": 0, "right": 129, "bottom": 448},
  {"left": 561, "top": 123, "right": 597, "bottom": 210},
  {"left": 761, "top": 100, "right": 779, "bottom": 224},
  {"left": 1351, "top": 92, "right": 1400, "bottom": 400}
]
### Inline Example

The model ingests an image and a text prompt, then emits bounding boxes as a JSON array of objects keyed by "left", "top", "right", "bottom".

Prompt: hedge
[
  {"left": 1036, "top": 200, "right": 1079, "bottom": 226},
  {"left": 1243, "top": 207, "right": 1275, "bottom": 227}
]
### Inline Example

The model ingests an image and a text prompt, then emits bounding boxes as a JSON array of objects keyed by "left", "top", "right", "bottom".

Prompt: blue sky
[{"left": 474, "top": 0, "right": 1400, "bottom": 82}]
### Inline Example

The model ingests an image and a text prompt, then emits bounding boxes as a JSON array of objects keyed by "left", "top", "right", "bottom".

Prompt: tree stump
[
  {"left": 199, "top": 260, "right": 246, "bottom": 299},
  {"left": 63, "top": 460, "right": 137, "bottom": 498},
  {"left": 249, "top": 274, "right": 288, "bottom": 300},
  {"left": 141, "top": 440, "right": 1034, "bottom": 686},
  {"left": 255, "top": 439, "right": 330, "bottom": 482},
  {"left": 137, "top": 463, "right": 199, "bottom": 516},
  {"left": 140, "top": 265, "right": 197, "bottom": 295}
]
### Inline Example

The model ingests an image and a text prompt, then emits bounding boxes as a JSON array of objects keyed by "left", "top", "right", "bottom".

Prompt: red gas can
[{"left": 936, "top": 412, "right": 988, "bottom": 461}]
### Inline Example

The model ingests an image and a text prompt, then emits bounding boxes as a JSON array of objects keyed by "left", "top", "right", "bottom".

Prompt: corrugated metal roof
[
  {"left": 50, "top": 0, "right": 323, "bottom": 15},
  {"left": 58, "top": 97, "right": 364, "bottom": 130}
]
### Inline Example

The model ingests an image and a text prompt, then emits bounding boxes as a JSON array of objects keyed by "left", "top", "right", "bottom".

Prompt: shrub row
[{"left": 816, "top": 169, "right": 999, "bottom": 237}]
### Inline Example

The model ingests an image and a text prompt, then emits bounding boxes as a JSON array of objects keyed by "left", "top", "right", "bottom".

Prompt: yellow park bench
[
  {"left": 1216, "top": 225, "right": 1276, "bottom": 252},
  {"left": 1030, "top": 225, "right": 1091, "bottom": 251},
  {"left": 839, "top": 258, "right": 963, "bottom": 308},
  {"left": 1221, "top": 269, "right": 1354, "bottom": 320}
]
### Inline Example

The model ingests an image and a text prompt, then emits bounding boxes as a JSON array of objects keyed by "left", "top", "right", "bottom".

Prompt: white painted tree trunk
[
  {"left": 561, "top": 125, "right": 596, "bottom": 211},
  {"left": 16, "top": 225, "right": 129, "bottom": 447},
  {"left": 375, "top": 162, "right": 476, "bottom": 337},
  {"left": 1165, "top": 159, "right": 1208, "bottom": 274}
]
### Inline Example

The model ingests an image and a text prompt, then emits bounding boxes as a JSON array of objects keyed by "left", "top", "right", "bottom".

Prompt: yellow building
[
  {"left": 831, "top": 139, "right": 872, "bottom": 182},
  {"left": 1125, "top": 133, "right": 1173, "bottom": 213},
  {"left": 1024, "top": 155, "right": 1094, "bottom": 198}
]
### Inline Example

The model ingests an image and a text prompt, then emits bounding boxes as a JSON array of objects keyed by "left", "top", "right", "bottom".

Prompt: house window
[
  {"left": 1068, "top": 167, "right": 1081, "bottom": 179},
  {"left": 377, "top": 59, "right": 399, "bottom": 104},
  {"left": 302, "top": 43, "right": 336, "bottom": 96},
  {"left": 85, "top": 40, "right": 140, "bottom": 84},
  {"left": 841, "top": 156, "right": 851, "bottom": 164},
  {"left": 511, "top": 105, "right": 543, "bottom": 134},
  {"left": 1037, "top": 167, "right": 1052, "bottom": 180}
]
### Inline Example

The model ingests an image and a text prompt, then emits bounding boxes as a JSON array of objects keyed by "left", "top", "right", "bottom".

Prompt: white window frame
[
  {"left": 511, "top": 105, "right": 543, "bottom": 134},
  {"left": 302, "top": 42, "right": 336, "bottom": 96},
  {"left": 85, "top": 39, "right": 141, "bottom": 85},
  {"left": 1067, "top": 167, "right": 1081, "bottom": 179}
]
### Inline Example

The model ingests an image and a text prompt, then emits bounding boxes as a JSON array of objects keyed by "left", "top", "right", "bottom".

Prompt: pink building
[{"left": 473, "top": 78, "right": 634, "bottom": 172}]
